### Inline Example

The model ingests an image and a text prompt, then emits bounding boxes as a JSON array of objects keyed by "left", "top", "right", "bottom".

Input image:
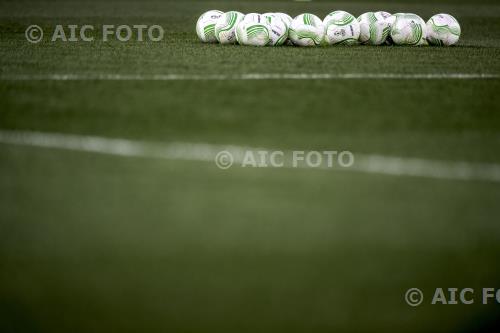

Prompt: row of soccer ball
[{"left": 196, "top": 10, "right": 461, "bottom": 47}]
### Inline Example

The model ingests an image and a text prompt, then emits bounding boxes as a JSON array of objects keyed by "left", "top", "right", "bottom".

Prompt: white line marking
[
  {"left": 0, "top": 73, "right": 499, "bottom": 81},
  {"left": 1, "top": 130, "right": 500, "bottom": 183}
]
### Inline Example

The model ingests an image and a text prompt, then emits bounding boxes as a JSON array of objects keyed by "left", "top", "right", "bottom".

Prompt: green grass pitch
[{"left": 1, "top": 0, "right": 500, "bottom": 332}]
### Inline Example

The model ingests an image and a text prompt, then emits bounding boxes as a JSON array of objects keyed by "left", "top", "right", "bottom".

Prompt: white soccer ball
[
  {"left": 263, "top": 13, "right": 276, "bottom": 20},
  {"left": 375, "top": 11, "right": 394, "bottom": 28},
  {"left": 385, "top": 13, "right": 399, "bottom": 31},
  {"left": 377, "top": 11, "right": 396, "bottom": 45},
  {"left": 236, "top": 13, "right": 271, "bottom": 46},
  {"left": 289, "top": 13, "right": 325, "bottom": 46},
  {"left": 390, "top": 13, "right": 428, "bottom": 46},
  {"left": 215, "top": 11, "right": 244, "bottom": 44},
  {"left": 273, "top": 13, "right": 293, "bottom": 45},
  {"left": 426, "top": 14, "right": 461, "bottom": 46},
  {"left": 385, "top": 13, "right": 404, "bottom": 45},
  {"left": 266, "top": 14, "right": 289, "bottom": 46},
  {"left": 357, "top": 12, "right": 391, "bottom": 45},
  {"left": 196, "top": 10, "right": 224, "bottom": 43},
  {"left": 376, "top": 11, "right": 392, "bottom": 20},
  {"left": 274, "top": 13, "right": 293, "bottom": 27},
  {"left": 324, "top": 11, "right": 360, "bottom": 45}
]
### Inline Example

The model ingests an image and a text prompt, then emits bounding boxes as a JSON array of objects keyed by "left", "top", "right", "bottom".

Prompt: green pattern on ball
[{"left": 203, "top": 24, "right": 215, "bottom": 40}]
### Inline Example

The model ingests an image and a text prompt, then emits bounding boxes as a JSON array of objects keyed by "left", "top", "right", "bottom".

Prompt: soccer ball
[
  {"left": 324, "top": 11, "right": 360, "bottom": 45},
  {"left": 357, "top": 12, "right": 392, "bottom": 45},
  {"left": 377, "top": 11, "right": 392, "bottom": 20},
  {"left": 274, "top": 13, "right": 293, "bottom": 27},
  {"left": 376, "top": 11, "right": 393, "bottom": 29},
  {"left": 240, "top": 13, "right": 264, "bottom": 24},
  {"left": 377, "top": 11, "right": 396, "bottom": 45},
  {"left": 236, "top": 13, "right": 270, "bottom": 46},
  {"left": 386, "top": 13, "right": 404, "bottom": 45},
  {"left": 273, "top": 13, "right": 293, "bottom": 45},
  {"left": 266, "top": 14, "right": 289, "bottom": 46},
  {"left": 263, "top": 13, "right": 277, "bottom": 21},
  {"left": 289, "top": 13, "right": 324, "bottom": 46},
  {"left": 196, "top": 10, "right": 224, "bottom": 43},
  {"left": 390, "top": 13, "right": 428, "bottom": 46},
  {"left": 215, "top": 11, "right": 244, "bottom": 44},
  {"left": 375, "top": 11, "right": 396, "bottom": 28},
  {"left": 426, "top": 14, "right": 461, "bottom": 46}
]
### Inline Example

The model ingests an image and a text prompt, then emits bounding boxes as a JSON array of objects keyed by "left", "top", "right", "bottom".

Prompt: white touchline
[
  {"left": 0, "top": 73, "right": 499, "bottom": 81},
  {"left": 1, "top": 130, "right": 500, "bottom": 183}
]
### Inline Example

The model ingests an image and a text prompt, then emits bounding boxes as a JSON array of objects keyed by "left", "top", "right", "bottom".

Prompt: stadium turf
[{"left": 1, "top": 1, "right": 500, "bottom": 332}]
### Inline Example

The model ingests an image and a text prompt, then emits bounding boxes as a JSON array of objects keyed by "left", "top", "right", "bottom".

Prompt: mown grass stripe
[
  {"left": 1, "top": 73, "right": 498, "bottom": 81},
  {"left": 2, "top": 130, "right": 500, "bottom": 183}
]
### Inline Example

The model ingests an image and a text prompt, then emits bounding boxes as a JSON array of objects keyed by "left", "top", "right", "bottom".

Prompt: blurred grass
[
  {"left": 1, "top": 144, "right": 500, "bottom": 333},
  {"left": 1, "top": 80, "right": 500, "bottom": 163}
]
